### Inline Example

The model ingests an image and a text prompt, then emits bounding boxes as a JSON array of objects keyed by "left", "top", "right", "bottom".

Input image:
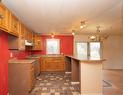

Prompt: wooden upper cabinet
[
  {"left": 29, "top": 31, "right": 33, "bottom": 42},
  {"left": 10, "top": 13, "right": 19, "bottom": 36},
  {"left": 24, "top": 27, "right": 33, "bottom": 42},
  {"left": 18, "top": 23, "right": 26, "bottom": 50},
  {"left": 1, "top": 3, "right": 41, "bottom": 51},
  {"left": 0, "top": 3, "right": 10, "bottom": 32},
  {"left": 33, "top": 34, "right": 42, "bottom": 50},
  {"left": 8, "top": 22, "right": 26, "bottom": 50},
  {"left": 20, "top": 23, "right": 25, "bottom": 39}
]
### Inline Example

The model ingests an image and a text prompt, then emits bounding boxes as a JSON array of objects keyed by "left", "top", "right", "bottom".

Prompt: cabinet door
[
  {"left": 28, "top": 31, "right": 33, "bottom": 42},
  {"left": 33, "top": 34, "right": 42, "bottom": 50},
  {"left": 10, "top": 14, "right": 19, "bottom": 36},
  {"left": 18, "top": 23, "right": 25, "bottom": 50},
  {"left": 29, "top": 66, "right": 35, "bottom": 91},
  {"left": 0, "top": 3, "right": 8, "bottom": 31},
  {"left": 41, "top": 58, "right": 46, "bottom": 71},
  {"left": 20, "top": 23, "right": 25, "bottom": 39},
  {"left": 24, "top": 27, "right": 29, "bottom": 40},
  {"left": 30, "top": 31, "right": 33, "bottom": 42},
  {"left": 41, "top": 57, "right": 65, "bottom": 72}
]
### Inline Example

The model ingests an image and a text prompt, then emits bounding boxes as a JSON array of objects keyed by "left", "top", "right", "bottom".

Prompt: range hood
[{"left": 25, "top": 40, "right": 33, "bottom": 46}]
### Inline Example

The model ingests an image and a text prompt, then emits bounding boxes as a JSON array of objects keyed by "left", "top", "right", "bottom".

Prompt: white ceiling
[{"left": 2, "top": 0, "right": 123, "bottom": 35}]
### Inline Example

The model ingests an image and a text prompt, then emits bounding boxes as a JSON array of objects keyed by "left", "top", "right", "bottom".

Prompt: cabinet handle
[
  {"left": 14, "top": 24, "right": 17, "bottom": 28},
  {"left": 0, "top": 13, "right": 4, "bottom": 19},
  {"left": 38, "top": 42, "right": 40, "bottom": 45}
]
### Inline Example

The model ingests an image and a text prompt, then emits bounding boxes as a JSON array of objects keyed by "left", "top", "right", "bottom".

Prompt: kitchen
[{"left": 0, "top": 0, "right": 123, "bottom": 95}]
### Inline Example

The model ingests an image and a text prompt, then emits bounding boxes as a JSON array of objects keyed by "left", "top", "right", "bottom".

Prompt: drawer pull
[{"left": 0, "top": 13, "right": 4, "bottom": 19}]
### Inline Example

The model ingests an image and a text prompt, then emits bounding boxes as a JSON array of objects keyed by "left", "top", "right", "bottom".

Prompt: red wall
[
  {"left": 0, "top": 31, "right": 31, "bottom": 95},
  {"left": 0, "top": 32, "right": 73, "bottom": 95},
  {"left": 0, "top": 32, "right": 9, "bottom": 95},
  {"left": 32, "top": 35, "right": 74, "bottom": 55},
  {"left": 9, "top": 50, "right": 31, "bottom": 59}
]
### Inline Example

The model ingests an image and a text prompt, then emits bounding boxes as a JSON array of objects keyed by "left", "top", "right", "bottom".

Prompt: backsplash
[{"left": 9, "top": 50, "right": 31, "bottom": 59}]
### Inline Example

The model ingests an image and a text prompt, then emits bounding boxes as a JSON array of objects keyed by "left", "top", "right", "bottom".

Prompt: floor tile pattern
[{"left": 30, "top": 72, "right": 80, "bottom": 95}]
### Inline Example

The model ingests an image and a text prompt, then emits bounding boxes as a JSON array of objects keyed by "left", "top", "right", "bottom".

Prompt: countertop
[
  {"left": 65, "top": 55, "right": 105, "bottom": 62},
  {"left": 27, "top": 54, "right": 64, "bottom": 58},
  {"left": 9, "top": 59, "right": 36, "bottom": 64},
  {"left": 40, "top": 54, "right": 64, "bottom": 57},
  {"left": 26, "top": 55, "right": 41, "bottom": 59}
]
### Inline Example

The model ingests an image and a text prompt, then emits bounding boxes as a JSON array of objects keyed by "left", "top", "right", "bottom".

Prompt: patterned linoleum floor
[{"left": 30, "top": 72, "right": 80, "bottom": 95}]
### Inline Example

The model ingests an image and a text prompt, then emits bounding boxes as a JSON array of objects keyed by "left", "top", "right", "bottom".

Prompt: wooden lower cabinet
[
  {"left": 41, "top": 56, "right": 65, "bottom": 72},
  {"left": 29, "top": 67, "right": 35, "bottom": 91},
  {"left": 8, "top": 61, "right": 35, "bottom": 95}
]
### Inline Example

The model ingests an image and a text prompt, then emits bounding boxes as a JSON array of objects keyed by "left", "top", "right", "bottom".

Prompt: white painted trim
[
  {"left": 65, "top": 72, "right": 71, "bottom": 74},
  {"left": 81, "top": 94, "right": 102, "bottom": 95},
  {"left": 71, "top": 82, "right": 80, "bottom": 85}
]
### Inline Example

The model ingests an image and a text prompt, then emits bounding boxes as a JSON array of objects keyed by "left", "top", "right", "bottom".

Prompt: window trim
[
  {"left": 75, "top": 41, "right": 102, "bottom": 60},
  {"left": 46, "top": 39, "right": 60, "bottom": 54}
]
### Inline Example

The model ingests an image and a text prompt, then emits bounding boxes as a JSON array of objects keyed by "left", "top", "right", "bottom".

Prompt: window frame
[
  {"left": 46, "top": 39, "right": 60, "bottom": 54},
  {"left": 75, "top": 41, "right": 102, "bottom": 60}
]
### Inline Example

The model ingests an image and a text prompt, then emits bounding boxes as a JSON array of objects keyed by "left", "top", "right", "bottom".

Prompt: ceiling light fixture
[
  {"left": 89, "top": 35, "right": 96, "bottom": 40},
  {"left": 96, "top": 26, "right": 101, "bottom": 32},
  {"left": 51, "top": 33, "right": 54, "bottom": 38},
  {"left": 71, "top": 20, "right": 86, "bottom": 35},
  {"left": 89, "top": 26, "right": 109, "bottom": 41},
  {"left": 80, "top": 21, "right": 86, "bottom": 29},
  {"left": 89, "top": 26, "right": 101, "bottom": 41},
  {"left": 72, "top": 30, "right": 76, "bottom": 36},
  {"left": 72, "top": 32, "right": 75, "bottom": 35}
]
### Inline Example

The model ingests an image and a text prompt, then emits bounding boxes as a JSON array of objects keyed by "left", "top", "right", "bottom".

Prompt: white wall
[
  {"left": 103, "top": 35, "right": 123, "bottom": 69},
  {"left": 74, "top": 34, "right": 123, "bottom": 69},
  {"left": 74, "top": 35, "right": 90, "bottom": 56}
]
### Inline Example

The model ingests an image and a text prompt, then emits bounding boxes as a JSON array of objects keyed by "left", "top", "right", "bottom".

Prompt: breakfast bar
[{"left": 65, "top": 55, "right": 104, "bottom": 95}]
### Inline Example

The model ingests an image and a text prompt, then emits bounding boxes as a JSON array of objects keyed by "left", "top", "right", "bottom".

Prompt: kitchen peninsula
[{"left": 65, "top": 55, "right": 104, "bottom": 95}]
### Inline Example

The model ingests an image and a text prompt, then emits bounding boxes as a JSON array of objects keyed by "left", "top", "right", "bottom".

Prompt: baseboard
[
  {"left": 71, "top": 82, "right": 80, "bottom": 85},
  {"left": 80, "top": 93, "right": 102, "bottom": 95},
  {"left": 65, "top": 72, "right": 71, "bottom": 74},
  {"left": 103, "top": 69, "right": 123, "bottom": 70}
]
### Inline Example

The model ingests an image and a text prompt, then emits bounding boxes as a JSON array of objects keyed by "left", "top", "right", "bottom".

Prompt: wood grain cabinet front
[
  {"left": 8, "top": 62, "right": 35, "bottom": 95},
  {"left": 0, "top": 3, "right": 10, "bottom": 32},
  {"left": 18, "top": 23, "right": 26, "bottom": 50},
  {"left": 10, "top": 14, "right": 19, "bottom": 36},
  {"left": 0, "top": 3, "right": 41, "bottom": 51},
  {"left": 29, "top": 67, "right": 35, "bottom": 92},
  {"left": 41, "top": 56, "right": 65, "bottom": 72},
  {"left": 33, "top": 34, "right": 42, "bottom": 50}
]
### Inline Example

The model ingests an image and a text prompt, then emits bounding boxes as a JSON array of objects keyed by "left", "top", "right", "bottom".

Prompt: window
[
  {"left": 90, "top": 42, "right": 101, "bottom": 60},
  {"left": 76, "top": 43, "right": 88, "bottom": 60},
  {"left": 76, "top": 42, "right": 101, "bottom": 60},
  {"left": 46, "top": 39, "right": 60, "bottom": 54}
]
